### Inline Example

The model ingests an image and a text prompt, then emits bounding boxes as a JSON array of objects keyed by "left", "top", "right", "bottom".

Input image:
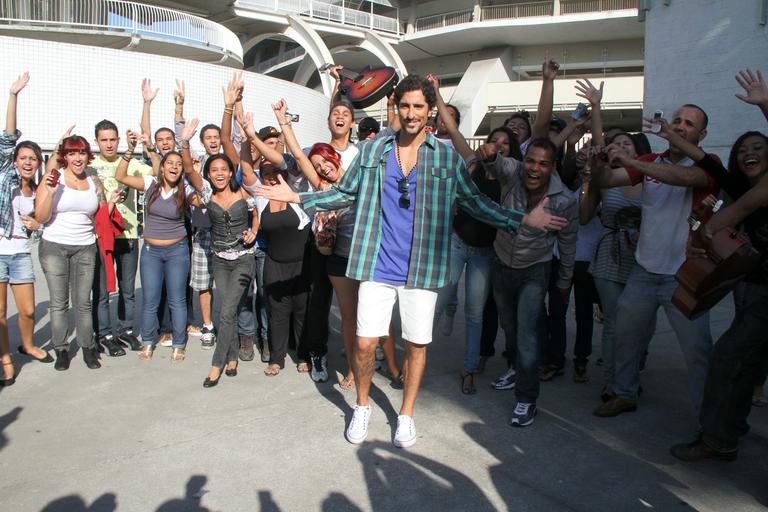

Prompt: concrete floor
[{"left": 0, "top": 246, "right": 766, "bottom": 512}]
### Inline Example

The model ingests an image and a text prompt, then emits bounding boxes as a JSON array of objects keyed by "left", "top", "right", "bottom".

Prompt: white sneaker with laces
[
  {"left": 346, "top": 405, "right": 372, "bottom": 444},
  {"left": 492, "top": 366, "right": 517, "bottom": 390},
  {"left": 509, "top": 401, "right": 537, "bottom": 427},
  {"left": 393, "top": 415, "right": 417, "bottom": 448}
]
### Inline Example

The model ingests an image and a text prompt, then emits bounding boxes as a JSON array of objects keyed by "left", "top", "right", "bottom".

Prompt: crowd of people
[{"left": 0, "top": 59, "right": 766, "bottom": 459}]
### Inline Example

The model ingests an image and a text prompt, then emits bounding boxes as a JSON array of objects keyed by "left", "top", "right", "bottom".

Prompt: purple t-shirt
[{"left": 373, "top": 149, "right": 416, "bottom": 285}]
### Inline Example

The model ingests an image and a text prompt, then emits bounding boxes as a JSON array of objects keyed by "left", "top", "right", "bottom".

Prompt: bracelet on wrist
[
  {"left": 279, "top": 121, "right": 291, "bottom": 126},
  {"left": 224, "top": 107, "right": 234, "bottom": 114},
  {"left": 146, "top": 145, "right": 157, "bottom": 153},
  {"left": 122, "top": 155, "right": 132, "bottom": 162}
]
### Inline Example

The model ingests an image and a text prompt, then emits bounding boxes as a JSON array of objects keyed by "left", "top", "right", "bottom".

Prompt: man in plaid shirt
[{"left": 257, "top": 75, "right": 568, "bottom": 448}]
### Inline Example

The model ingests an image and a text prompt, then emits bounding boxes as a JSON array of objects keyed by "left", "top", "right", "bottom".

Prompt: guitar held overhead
[{"left": 321, "top": 63, "right": 399, "bottom": 109}]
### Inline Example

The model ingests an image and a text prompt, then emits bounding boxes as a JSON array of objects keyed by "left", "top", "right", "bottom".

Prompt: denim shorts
[{"left": 0, "top": 253, "right": 35, "bottom": 284}]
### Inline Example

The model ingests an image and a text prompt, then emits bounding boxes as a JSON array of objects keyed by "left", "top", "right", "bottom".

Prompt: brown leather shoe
[
  {"left": 670, "top": 438, "right": 737, "bottom": 462},
  {"left": 593, "top": 396, "right": 637, "bottom": 417}
]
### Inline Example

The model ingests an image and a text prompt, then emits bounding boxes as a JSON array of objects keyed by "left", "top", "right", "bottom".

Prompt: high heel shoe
[
  {"left": 0, "top": 361, "right": 15, "bottom": 387},
  {"left": 17, "top": 346, "right": 54, "bottom": 363},
  {"left": 203, "top": 376, "right": 220, "bottom": 388}
]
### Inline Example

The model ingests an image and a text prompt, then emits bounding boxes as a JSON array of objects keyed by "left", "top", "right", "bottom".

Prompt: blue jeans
[
  {"left": 593, "top": 275, "right": 655, "bottom": 385},
  {"left": 435, "top": 233, "right": 495, "bottom": 372},
  {"left": 492, "top": 260, "right": 549, "bottom": 403},
  {"left": 92, "top": 238, "right": 139, "bottom": 338},
  {"left": 612, "top": 265, "right": 713, "bottom": 412},
  {"left": 140, "top": 240, "right": 190, "bottom": 348},
  {"left": 237, "top": 248, "right": 268, "bottom": 341}
]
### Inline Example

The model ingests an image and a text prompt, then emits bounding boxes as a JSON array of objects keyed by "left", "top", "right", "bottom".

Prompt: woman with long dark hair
[
  {"left": 184, "top": 148, "right": 257, "bottom": 387},
  {"left": 116, "top": 131, "right": 190, "bottom": 362},
  {"left": 0, "top": 73, "right": 51, "bottom": 386}
]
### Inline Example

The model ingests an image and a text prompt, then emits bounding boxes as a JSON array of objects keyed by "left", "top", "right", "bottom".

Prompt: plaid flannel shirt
[
  {"left": 299, "top": 131, "right": 525, "bottom": 289},
  {"left": 0, "top": 130, "right": 20, "bottom": 239}
]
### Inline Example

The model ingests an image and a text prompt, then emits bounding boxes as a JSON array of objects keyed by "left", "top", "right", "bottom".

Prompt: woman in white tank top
[{"left": 35, "top": 132, "right": 117, "bottom": 371}]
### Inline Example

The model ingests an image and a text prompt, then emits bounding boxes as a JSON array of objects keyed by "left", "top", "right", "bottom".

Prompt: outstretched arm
[
  {"left": 531, "top": 53, "right": 559, "bottom": 139},
  {"left": 115, "top": 130, "right": 147, "bottom": 191},
  {"left": 180, "top": 118, "right": 204, "bottom": 192},
  {"left": 735, "top": 68, "right": 768, "bottom": 122},
  {"left": 271, "top": 99, "right": 322, "bottom": 188},
  {"left": 221, "top": 72, "right": 243, "bottom": 166},
  {"left": 139, "top": 79, "right": 159, "bottom": 155},
  {"left": 5, "top": 72, "right": 28, "bottom": 135},
  {"left": 705, "top": 172, "right": 768, "bottom": 235},
  {"left": 427, "top": 73, "right": 474, "bottom": 162},
  {"left": 608, "top": 143, "right": 709, "bottom": 188}
]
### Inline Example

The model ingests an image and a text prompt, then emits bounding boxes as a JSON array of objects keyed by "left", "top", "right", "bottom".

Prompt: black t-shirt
[{"left": 452, "top": 168, "right": 501, "bottom": 247}]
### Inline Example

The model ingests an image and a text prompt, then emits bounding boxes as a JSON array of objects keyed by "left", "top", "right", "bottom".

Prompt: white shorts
[{"left": 356, "top": 281, "right": 438, "bottom": 345}]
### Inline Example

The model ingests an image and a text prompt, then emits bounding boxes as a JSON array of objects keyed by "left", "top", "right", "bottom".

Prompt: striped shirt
[{"left": 299, "top": 132, "right": 525, "bottom": 289}]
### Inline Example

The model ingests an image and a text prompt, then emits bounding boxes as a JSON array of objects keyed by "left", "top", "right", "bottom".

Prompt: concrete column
[{"left": 643, "top": 0, "right": 768, "bottom": 158}]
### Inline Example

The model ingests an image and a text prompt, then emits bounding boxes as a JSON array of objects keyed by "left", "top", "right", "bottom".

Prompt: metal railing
[
  {"left": 413, "top": 0, "right": 637, "bottom": 31},
  {"left": 0, "top": 0, "right": 243, "bottom": 61},
  {"left": 234, "top": 0, "right": 400, "bottom": 34},
  {"left": 414, "top": 9, "right": 473, "bottom": 31},
  {"left": 481, "top": 2, "right": 553, "bottom": 20},
  {"left": 560, "top": 0, "right": 637, "bottom": 14},
  {"left": 255, "top": 46, "right": 306, "bottom": 72}
]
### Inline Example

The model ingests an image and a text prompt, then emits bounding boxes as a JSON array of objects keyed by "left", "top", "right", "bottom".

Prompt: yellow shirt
[{"left": 88, "top": 155, "right": 153, "bottom": 239}]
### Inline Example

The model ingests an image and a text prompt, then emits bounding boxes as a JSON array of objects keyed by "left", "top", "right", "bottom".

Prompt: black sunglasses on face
[{"left": 397, "top": 177, "right": 410, "bottom": 209}]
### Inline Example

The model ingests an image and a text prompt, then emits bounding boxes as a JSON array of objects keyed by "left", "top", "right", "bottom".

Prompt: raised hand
[
  {"left": 181, "top": 118, "right": 199, "bottom": 142},
  {"left": 142, "top": 79, "right": 159, "bottom": 103},
  {"left": 329, "top": 65, "right": 343, "bottom": 82},
  {"left": 223, "top": 72, "right": 244, "bottom": 107},
  {"left": 174, "top": 79, "right": 185, "bottom": 105},
  {"left": 541, "top": 51, "right": 560, "bottom": 81},
  {"left": 426, "top": 73, "right": 440, "bottom": 90},
  {"left": 272, "top": 99, "right": 292, "bottom": 125},
  {"left": 735, "top": 69, "right": 768, "bottom": 106},
  {"left": 125, "top": 130, "right": 139, "bottom": 151},
  {"left": 237, "top": 111, "right": 255, "bottom": 135},
  {"left": 254, "top": 173, "right": 299, "bottom": 203},
  {"left": 522, "top": 197, "right": 568, "bottom": 232},
  {"left": 9, "top": 72, "right": 29, "bottom": 95},
  {"left": 642, "top": 115, "right": 672, "bottom": 139},
  {"left": 575, "top": 79, "right": 603, "bottom": 106}
]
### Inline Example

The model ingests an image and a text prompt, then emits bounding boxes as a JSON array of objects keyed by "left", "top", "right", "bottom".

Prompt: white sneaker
[
  {"left": 346, "top": 405, "right": 372, "bottom": 444},
  {"left": 310, "top": 355, "right": 328, "bottom": 383},
  {"left": 393, "top": 415, "right": 417, "bottom": 448}
]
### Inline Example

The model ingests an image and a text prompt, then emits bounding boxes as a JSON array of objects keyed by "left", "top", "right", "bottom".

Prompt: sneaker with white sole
[
  {"left": 310, "top": 355, "right": 328, "bottom": 383},
  {"left": 346, "top": 405, "right": 372, "bottom": 444},
  {"left": 200, "top": 325, "right": 216, "bottom": 349},
  {"left": 393, "top": 415, "right": 417, "bottom": 448},
  {"left": 509, "top": 402, "right": 537, "bottom": 427},
  {"left": 492, "top": 366, "right": 517, "bottom": 390}
]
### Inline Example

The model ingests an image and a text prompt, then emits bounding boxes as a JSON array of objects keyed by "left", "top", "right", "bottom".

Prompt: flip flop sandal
[{"left": 297, "top": 361, "right": 310, "bottom": 373}]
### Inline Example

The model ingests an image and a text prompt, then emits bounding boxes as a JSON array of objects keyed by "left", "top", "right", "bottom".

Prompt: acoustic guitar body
[
  {"left": 673, "top": 228, "right": 763, "bottom": 319},
  {"left": 339, "top": 66, "right": 399, "bottom": 109}
]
